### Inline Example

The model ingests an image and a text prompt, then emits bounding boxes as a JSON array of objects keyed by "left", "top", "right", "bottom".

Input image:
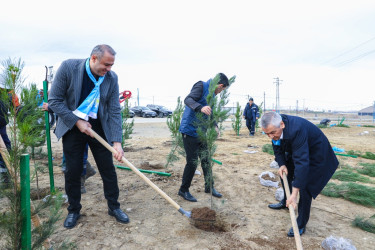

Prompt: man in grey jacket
[{"left": 49, "top": 44, "right": 129, "bottom": 229}]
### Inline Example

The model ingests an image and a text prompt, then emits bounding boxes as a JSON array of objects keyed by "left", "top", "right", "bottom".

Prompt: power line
[
  {"left": 333, "top": 49, "right": 375, "bottom": 67},
  {"left": 322, "top": 35, "right": 375, "bottom": 65}
]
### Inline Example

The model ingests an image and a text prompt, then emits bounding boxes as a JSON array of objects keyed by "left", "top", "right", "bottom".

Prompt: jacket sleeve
[
  {"left": 243, "top": 104, "right": 248, "bottom": 117},
  {"left": 107, "top": 73, "right": 122, "bottom": 143},
  {"left": 291, "top": 128, "right": 310, "bottom": 190},
  {"left": 255, "top": 105, "right": 260, "bottom": 118},
  {"left": 48, "top": 60, "right": 80, "bottom": 129},
  {"left": 272, "top": 143, "right": 286, "bottom": 167},
  {"left": 184, "top": 81, "right": 204, "bottom": 111}
]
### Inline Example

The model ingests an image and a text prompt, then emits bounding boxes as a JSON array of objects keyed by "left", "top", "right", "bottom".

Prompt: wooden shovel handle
[
  {"left": 282, "top": 172, "right": 303, "bottom": 250},
  {"left": 88, "top": 128, "right": 181, "bottom": 211}
]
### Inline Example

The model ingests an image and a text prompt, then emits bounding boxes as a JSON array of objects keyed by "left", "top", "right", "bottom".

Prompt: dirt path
[{"left": 35, "top": 121, "right": 375, "bottom": 249}]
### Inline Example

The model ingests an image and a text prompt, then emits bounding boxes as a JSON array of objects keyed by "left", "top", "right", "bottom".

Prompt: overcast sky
[{"left": 1, "top": 0, "right": 375, "bottom": 111}]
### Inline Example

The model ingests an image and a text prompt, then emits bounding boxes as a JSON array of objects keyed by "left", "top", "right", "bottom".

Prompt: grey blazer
[{"left": 48, "top": 59, "right": 122, "bottom": 145}]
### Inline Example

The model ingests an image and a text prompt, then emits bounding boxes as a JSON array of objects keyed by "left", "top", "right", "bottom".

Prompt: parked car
[
  {"left": 121, "top": 107, "right": 135, "bottom": 118},
  {"left": 130, "top": 106, "right": 157, "bottom": 118},
  {"left": 146, "top": 104, "right": 172, "bottom": 117}
]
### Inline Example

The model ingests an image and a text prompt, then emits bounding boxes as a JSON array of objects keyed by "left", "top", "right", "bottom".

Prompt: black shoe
[
  {"left": 205, "top": 187, "right": 222, "bottom": 198},
  {"left": 268, "top": 201, "right": 287, "bottom": 210},
  {"left": 178, "top": 190, "right": 197, "bottom": 202},
  {"left": 108, "top": 208, "right": 130, "bottom": 224},
  {"left": 287, "top": 227, "right": 305, "bottom": 237},
  {"left": 63, "top": 212, "right": 81, "bottom": 229}
]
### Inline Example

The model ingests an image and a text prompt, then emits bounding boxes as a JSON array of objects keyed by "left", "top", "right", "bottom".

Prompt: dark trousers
[
  {"left": 180, "top": 133, "right": 214, "bottom": 192},
  {"left": 0, "top": 126, "right": 11, "bottom": 171},
  {"left": 246, "top": 119, "right": 256, "bottom": 135},
  {"left": 63, "top": 120, "right": 120, "bottom": 213},
  {"left": 281, "top": 162, "right": 312, "bottom": 228}
]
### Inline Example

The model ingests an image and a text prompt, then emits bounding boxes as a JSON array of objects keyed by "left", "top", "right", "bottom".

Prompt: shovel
[
  {"left": 282, "top": 172, "right": 303, "bottom": 250},
  {"left": 88, "top": 128, "right": 191, "bottom": 218}
]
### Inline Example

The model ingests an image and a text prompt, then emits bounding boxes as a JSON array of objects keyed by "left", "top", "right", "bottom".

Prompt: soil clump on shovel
[{"left": 191, "top": 207, "right": 227, "bottom": 232}]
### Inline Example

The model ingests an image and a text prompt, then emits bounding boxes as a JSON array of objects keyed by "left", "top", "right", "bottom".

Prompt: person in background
[{"left": 243, "top": 97, "right": 259, "bottom": 136}]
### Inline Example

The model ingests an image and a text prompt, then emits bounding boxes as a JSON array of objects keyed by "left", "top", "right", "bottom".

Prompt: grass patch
[
  {"left": 262, "top": 144, "right": 274, "bottom": 155},
  {"left": 316, "top": 124, "right": 328, "bottom": 129},
  {"left": 322, "top": 182, "right": 375, "bottom": 207},
  {"left": 362, "top": 125, "right": 375, "bottom": 128},
  {"left": 358, "top": 163, "right": 375, "bottom": 177},
  {"left": 347, "top": 150, "right": 375, "bottom": 160},
  {"left": 336, "top": 124, "right": 350, "bottom": 128},
  {"left": 332, "top": 169, "right": 375, "bottom": 184},
  {"left": 352, "top": 216, "right": 375, "bottom": 234}
]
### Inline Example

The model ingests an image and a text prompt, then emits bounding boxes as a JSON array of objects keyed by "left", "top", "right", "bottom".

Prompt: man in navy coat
[
  {"left": 261, "top": 112, "right": 338, "bottom": 237},
  {"left": 243, "top": 97, "right": 259, "bottom": 136}
]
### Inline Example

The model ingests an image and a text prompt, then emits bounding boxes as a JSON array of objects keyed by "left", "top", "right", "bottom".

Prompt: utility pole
[
  {"left": 303, "top": 99, "right": 305, "bottom": 117},
  {"left": 263, "top": 92, "right": 266, "bottom": 112},
  {"left": 296, "top": 100, "right": 299, "bottom": 115},
  {"left": 273, "top": 77, "right": 282, "bottom": 113},
  {"left": 137, "top": 88, "right": 139, "bottom": 106}
]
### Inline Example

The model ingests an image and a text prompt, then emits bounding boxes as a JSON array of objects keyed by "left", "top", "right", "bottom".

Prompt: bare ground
[{"left": 26, "top": 121, "right": 375, "bottom": 249}]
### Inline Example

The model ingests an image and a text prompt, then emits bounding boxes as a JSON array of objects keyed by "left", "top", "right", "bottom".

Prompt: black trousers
[
  {"left": 246, "top": 119, "right": 256, "bottom": 135},
  {"left": 180, "top": 133, "right": 214, "bottom": 192},
  {"left": 63, "top": 120, "right": 120, "bottom": 213},
  {"left": 281, "top": 161, "right": 312, "bottom": 228}
]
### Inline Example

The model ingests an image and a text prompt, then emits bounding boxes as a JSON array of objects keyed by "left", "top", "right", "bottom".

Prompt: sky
[{"left": 1, "top": 0, "right": 375, "bottom": 111}]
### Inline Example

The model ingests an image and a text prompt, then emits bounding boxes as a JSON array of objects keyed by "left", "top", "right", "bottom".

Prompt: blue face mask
[{"left": 272, "top": 139, "right": 281, "bottom": 146}]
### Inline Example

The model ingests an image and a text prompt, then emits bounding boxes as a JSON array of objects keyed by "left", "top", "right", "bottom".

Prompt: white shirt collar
[{"left": 280, "top": 131, "right": 284, "bottom": 140}]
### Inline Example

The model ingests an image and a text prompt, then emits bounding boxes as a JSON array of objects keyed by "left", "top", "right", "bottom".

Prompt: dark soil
[
  {"left": 191, "top": 207, "right": 216, "bottom": 221},
  {"left": 262, "top": 174, "right": 276, "bottom": 181},
  {"left": 191, "top": 207, "right": 228, "bottom": 232},
  {"left": 124, "top": 146, "right": 153, "bottom": 152},
  {"left": 30, "top": 187, "right": 50, "bottom": 200},
  {"left": 140, "top": 161, "right": 164, "bottom": 169}
]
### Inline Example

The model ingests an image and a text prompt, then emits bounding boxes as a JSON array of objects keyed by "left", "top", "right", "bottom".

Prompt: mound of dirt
[
  {"left": 262, "top": 173, "right": 276, "bottom": 181},
  {"left": 191, "top": 207, "right": 228, "bottom": 232},
  {"left": 191, "top": 207, "right": 216, "bottom": 221},
  {"left": 124, "top": 146, "right": 153, "bottom": 152},
  {"left": 140, "top": 161, "right": 164, "bottom": 169}
]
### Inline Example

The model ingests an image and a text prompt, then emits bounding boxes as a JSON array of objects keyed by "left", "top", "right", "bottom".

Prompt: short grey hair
[
  {"left": 91, "top": 44, "right": 116, "bottom": 59},
  {"left": 261, "top": 112, "right": 282, "bottom": 128}
]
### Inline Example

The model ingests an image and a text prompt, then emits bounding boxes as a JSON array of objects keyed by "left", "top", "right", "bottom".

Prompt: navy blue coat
[
  {"left": 272, "top": 114, "right": 338, "bottom": 199},
  {"left": 243, "top": 103, "right": 259, "bottom": 122}
]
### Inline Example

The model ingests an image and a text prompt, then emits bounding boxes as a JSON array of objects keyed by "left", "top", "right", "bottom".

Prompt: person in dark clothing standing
[
  {"left": 49, "top": 44, "right": 129, "bottom": 229},
  {"left": 0, "top": 99, "right": 11, "bottom": 185},
  {"left": 178, "top": 73, "right": 229, "bottom": 202},
  {"left": 243, "top": 97, "right": 259, "bottom": 136},
  {"left": 261, "top": 112, "right": 338, "bottom": 237}
]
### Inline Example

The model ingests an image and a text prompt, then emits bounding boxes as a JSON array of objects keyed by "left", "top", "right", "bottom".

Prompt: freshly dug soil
[
  {"left": 140, "top": 161, "right": 164, "bottom": 169},
  {"left": 262, "top": 174, "right": 276, "bottom": 181},
  {"left": 191, "top": 207, "right": 228, "bottom": 232},
  {"left": 191, "top": 207, "right": 216, "bottom": 221},
  {"left": 30, "top": 187, "right": 50, "bottom": 200}
]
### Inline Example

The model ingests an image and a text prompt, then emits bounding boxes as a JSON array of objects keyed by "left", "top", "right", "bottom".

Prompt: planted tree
[
  {"left": 195, "top": 74, "right": 236, "bottom": 208},
  {"left": 255, "top": 101, "right": 263, "bottom": 131},
  {"left": 231, "top": 102, "right": 242, "bottom": 136},
  {"left": 165, "top": 96, "right": 185, "bottom": 168},
  {"left": 121, "top": 99, "right": 134, "bottom": 148},
  {"left": 0, "top": 58, "right": 68, "bottom": 249}
]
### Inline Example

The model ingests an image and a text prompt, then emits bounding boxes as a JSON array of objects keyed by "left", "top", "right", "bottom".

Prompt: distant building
[{"left": 358, "top": 105, "right": 375, "bottom": 116}]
